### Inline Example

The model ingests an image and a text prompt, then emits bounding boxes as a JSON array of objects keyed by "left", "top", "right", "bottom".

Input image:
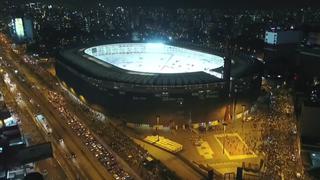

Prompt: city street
[
  {"left": 0, "top": 76, "right": 67, "bottom": 180},
  {"left": 0, "top": 28, "right": 306, "bottom": 179},
  {"left": 0, "top": 36, "right": 113, "bottom": 180}
]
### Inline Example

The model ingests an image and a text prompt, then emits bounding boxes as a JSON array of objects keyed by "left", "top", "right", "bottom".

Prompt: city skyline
[
  {"left": 0, "top": 0, "right": 319, "bottom": 179},
  {"left": 2, "top": 0, "right": 320, "bottom": 8}
]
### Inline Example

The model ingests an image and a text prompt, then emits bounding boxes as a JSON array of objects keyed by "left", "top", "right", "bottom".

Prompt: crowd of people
[
  {"left": 217, "top": 135, "right": 253, "bottom": 156},
  {"left": 249, "top": 82, "right": 303, "bottom": 179},
  {"left": 241, "top": 121, "right": 263, "bottom": 156}
]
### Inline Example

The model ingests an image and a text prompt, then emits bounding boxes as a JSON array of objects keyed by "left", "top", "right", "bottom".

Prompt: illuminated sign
[
  {"left": 15, "top": 18, "right": 25, "bottom": 38},
  {"left": 265, "top": 32, "right": 277, "bottom": 45}
]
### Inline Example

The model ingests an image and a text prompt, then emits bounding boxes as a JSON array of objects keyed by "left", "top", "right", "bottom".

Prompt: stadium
[{"left": 56, "top": 42, "right": 262, "bottom": 124}]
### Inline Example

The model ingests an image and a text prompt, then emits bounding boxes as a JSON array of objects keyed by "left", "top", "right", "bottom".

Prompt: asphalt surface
[
  {"left": 0, "top": 36, "right": 113, "bottom": 180},
  {"left": 133, "top": 138, "right": 204, "bottom": 180}
]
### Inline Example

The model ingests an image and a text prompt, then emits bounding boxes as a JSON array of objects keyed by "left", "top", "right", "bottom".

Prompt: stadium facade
[{"left": 56, "top": 42, "right": 262, "bottom": 123}]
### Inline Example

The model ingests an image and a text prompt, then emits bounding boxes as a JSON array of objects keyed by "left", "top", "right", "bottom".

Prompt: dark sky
[
  {"left": 5, "top": 0, "right": 320, "bottom": 8},
  {"left": 57, "top": 0, "right": 320, "bottom": 8}
]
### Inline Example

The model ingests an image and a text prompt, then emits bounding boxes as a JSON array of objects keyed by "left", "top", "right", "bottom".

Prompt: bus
[{"left": 35, "top": 114, "right": 52, "bottom": 134}]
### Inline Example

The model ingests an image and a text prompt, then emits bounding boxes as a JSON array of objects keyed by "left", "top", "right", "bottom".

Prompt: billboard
[
  {"left": 14, "top": 18, "right": 25, "bottom": 38},
  {"left": 9, "top": 17, "right": 33, "bottom": 42},
  {"left": 265, "top": 31, "right": 302, "bottom": 45},
  {"left": 265, "top": 32, "right": 277, "bottom": 45}
]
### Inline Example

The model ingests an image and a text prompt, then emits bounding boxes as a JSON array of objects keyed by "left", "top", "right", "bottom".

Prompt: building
[
  {"left": 265, "top": 30, "right": 302, "bottom": 45},
  {"left": 0, "top": 93, "right": 52, "bottom": 179},
  {"left": 297, "top": 47, "right": 320, "bottom": 79},
  {"left": 300, "top": 103, "right": 320, "bottom": 144},
  {"left": 299, "top": 103, "right": 320, "bottom": 180},
  {"left": 57, "top": 42, "right": 262, "bottom": 124},
  {"left": 306, "top": 32, "right": 320, "bottom": 46},
  {"left": 9, "top": 17, "right": 34, "bottom": 43}
]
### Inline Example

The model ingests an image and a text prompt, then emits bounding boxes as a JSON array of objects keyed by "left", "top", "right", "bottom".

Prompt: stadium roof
[
  {"left": 60, "top": 48, "right": 222, "bottom": 86},
  {"left": 59, "top": 44, "right": 261, "bottom": 87}
]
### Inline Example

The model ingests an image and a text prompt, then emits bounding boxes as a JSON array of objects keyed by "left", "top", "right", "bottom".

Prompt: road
[
  {"left": 0, "top": 36, "right": 113, "bottom": 180},
  {"left": 0, "top": 77, "right": 68, "bottom": 180},
  {"left": 133, "top": 138, "right": 204, "bottom": 180},
  {"left": 0, "top": 34, "right": 142, "bottom": 180},
  {"left": 0, "top": 60, "right": 102, "bottom": 180},
  {"left": 0, "top": 32, "right": 211, "bottom": 180}
]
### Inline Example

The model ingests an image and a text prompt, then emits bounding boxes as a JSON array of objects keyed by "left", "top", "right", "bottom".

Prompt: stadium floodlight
[
  {"left": 83, "top": 43, "right": 224, "bottom": 78},
  {"left": 145, "top": 43, "right": 164, "bottom": 52}
]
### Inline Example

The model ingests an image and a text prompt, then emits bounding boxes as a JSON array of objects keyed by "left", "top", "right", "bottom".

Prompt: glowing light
[
  {"left": 84, "top": 43, "right": 224, "bottom": 78},
  {"left": 15, "top": 18, "right": 25, "bottom": 38},
  {"left": 79, "top": 95, "right": 86, "bottom": 103},
  {"left": 62, "top": 81, "right": 67, "bottom": 87},
  {"left": 145, "top": 43, "right": 165, "bottom": 52},
  {"left": 70, "top": 87, "right": 76, "bottom": 94}
]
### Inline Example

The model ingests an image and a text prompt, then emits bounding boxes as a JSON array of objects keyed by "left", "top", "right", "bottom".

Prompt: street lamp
[
  {"left": 156, "top": 115, "right": 160, "bottom": 141},
  {"left": 222, "top": 122, "right": 227, "bottom": 154},
  {"left": 242, "top": 104, "right": 246, "bottom": 134},
  {"left": 232, "top": 88, "right": 238, "bottom": 122}
]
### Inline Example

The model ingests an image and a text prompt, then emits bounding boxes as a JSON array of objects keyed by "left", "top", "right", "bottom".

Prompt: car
[
  {"left": 123, "top": 176, "right": 133, "bottom": 180},
  {"left": 70, "top": 152, "right": 76, "bottom": 159},
  {"left": 113, "top": 174, "right": 120, "bottom": 180},
  {"left": 106, "top": 166, "right": 112, "bottom": 171},
  {"left": 41, "top": 169, "right": 48, "bottom": 176},
  {"left": 66, "top": 154, "right": 72, "bottom": 160}
]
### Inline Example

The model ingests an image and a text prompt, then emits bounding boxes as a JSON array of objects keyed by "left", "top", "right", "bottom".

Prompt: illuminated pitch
[{"left": 84, "top": 43, "right": 224, "bottom": 78}]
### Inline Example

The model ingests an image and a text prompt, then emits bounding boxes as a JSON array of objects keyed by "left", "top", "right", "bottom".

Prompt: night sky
[{"left": 4, "top": 0, "right": 320, "bottom": 8}]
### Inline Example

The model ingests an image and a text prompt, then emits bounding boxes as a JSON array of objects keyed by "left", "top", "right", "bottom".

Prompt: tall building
[
  {"left": 299, "top": 102, "right": 320, "bottom": 180},
  {"left": 265, "top": 30, "right": 302, "bottom": 45},
  {"left": 84, "top": 17, "right": 91, "bottom": 33},
  {"left": 306, "top": 32, "right": 320, "bottom": 46},
  {"left": 9, "top": 17, "right": 34, "bottom": 43}
]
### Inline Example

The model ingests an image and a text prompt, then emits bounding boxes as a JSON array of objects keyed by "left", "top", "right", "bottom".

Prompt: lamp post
[
  {"left": 222, "top": 122, "right": 227, "bottom": 154},
  {"left": 189, "top": 111, "right": 192, "bottom": 130},
  {"left": 242, "top": 104, "right": 246, "bottom": 134},
  {"left": 156, "top": 115, "right": 160, "bottom": 141},
  {"left": 232, "top": 88, "right": 238, "bottom": 122}
]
